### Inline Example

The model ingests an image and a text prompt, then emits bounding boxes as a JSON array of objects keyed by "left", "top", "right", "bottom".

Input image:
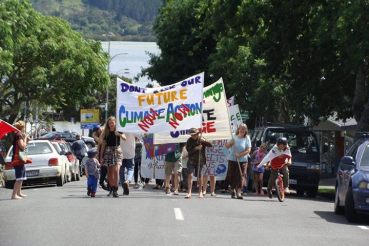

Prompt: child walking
[
  {"left": 251, "top": 143, "right": 267, "bottom": 195},
  {"left": 84, "top": 148, "right": 100, "bottom": 197}
]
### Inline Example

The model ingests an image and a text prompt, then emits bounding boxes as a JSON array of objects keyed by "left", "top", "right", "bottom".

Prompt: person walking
[
  {"left": 251, "top": 143, "right": 267, "bottom": 195},
  {"left": 164, "top": 144, "right": 182, "bottom": 195},
  {"left": 84, "top": 148, "right": 100, "bottom": 197},
  {"left": 100, "top": 116, "right": 126, "bottom": 198},
  {"left": 225, "top": 123, "right": 251, "bottom": 199},
  {"left": 10, "top": 121, "right": 31, "bottom": 200},
  {"left": 92, "top": 126, "right": 108, "bottom": 191},
  {"left": 119, "top": 132, "right": 135, "bottom": 195},
  {"left": 71, "top": 134, "right": 88, "bottom": 176},
  {"left": 185, "top": 128, "right": 212, "bottom": 199},
  {"left": 180, "top": 143, "right": 188, "bottom": 192},
  {"left": 133, "top": 137, "right": 149, "bottom": 188}
]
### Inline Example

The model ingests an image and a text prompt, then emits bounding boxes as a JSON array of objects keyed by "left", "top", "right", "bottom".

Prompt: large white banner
[
  {"left": 154, "top": 78, "right": 232, "bottom": 144},
  {"left": 116, "top": 73, "right": 204, "bottom": 133},
  {"left": 141, "top": 140, "right": 229, "bottom": 181},
  {"left": 228, "top": 104, "right": 243, "bottom": 132}
]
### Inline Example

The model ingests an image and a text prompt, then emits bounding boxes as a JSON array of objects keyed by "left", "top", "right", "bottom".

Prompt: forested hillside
[{"left": 30, "top": 0, "right": 162, "bottom": 41}]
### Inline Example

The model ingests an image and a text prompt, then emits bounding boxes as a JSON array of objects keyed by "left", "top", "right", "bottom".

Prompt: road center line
[
  {"left": 358, "top": 226, "right": 369, "bottom": 230},
  {"left": 174, "top": 208, "right": 184, "bottom": 221}
]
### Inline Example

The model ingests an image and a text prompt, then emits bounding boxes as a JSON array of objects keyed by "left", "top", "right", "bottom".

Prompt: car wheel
[
  {"left": 71, "top": 170, "right": 76, "bottom": 182},
  {"left": 296, "top": 188, "right": 304, "bottom": 197},
  {"left": 334, "top": 187, "right": 344, "bottom": 214},
  {"left": 306, "top": 187, "right": 318, "bottom": 198},
  {"left": 76, "top": 169, "right": 80, "bottom": 181},
  {"left": 5, "top": 180, "right": 14, "bottom": 189},
  {"left": 344, "top": 188, "right": 357, "bottom": 222},
  {"left": 56, "top": 174, "right": 64, "bottom": 187}
]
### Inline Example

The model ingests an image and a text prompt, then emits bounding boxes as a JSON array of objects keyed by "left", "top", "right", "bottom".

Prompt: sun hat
[{"left": 189, "top": 128, "right": 199, "bottom": 135}]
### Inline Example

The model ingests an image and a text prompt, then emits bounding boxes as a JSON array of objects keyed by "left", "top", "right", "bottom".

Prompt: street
[{"left": 0, "top": 180, "right": 368, "bottom": 246}]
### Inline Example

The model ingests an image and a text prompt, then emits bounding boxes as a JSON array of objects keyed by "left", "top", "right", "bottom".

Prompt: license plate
[
  {"left": 26, "top": 170, "right": 39, "bottom": 177},
  {"left": 289, "top": 179, "right": 297, "bottom": 185}
]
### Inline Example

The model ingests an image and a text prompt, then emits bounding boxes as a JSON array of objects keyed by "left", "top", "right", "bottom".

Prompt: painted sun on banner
[{"left": 116, "top": 73, "right": 204, "bottom": 133}]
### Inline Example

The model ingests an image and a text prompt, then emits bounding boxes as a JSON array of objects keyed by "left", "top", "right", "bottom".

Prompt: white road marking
[
  {"left": 358, "top": 226, "right": 369, "bottom": 230},
  {"left": 174, "top": 208, "right": 184, "bottom": 221}
]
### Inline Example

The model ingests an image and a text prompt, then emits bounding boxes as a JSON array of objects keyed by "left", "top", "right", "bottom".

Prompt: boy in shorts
[{"left": 164, "top": 144, "right": 182, "bottom": 195}]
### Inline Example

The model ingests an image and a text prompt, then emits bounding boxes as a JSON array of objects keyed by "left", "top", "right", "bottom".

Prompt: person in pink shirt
[{"left": 251, "top": 143, "right": 267, "bottom": 195}]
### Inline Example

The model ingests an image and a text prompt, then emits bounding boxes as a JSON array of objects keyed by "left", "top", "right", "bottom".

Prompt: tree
[
  {"left": 0, "top": 0, "right": 110, "bottom": 123},
  {"left": 143, "top": 0, "right": 217, "bottom": 85},
  {"left": 146, "top": 0, "right": 369, "bottom": 129}
]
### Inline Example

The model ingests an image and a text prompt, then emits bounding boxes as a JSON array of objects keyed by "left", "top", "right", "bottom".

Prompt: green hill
[{"left": 30, "top": 0, "right": 162, "bottom": 41}]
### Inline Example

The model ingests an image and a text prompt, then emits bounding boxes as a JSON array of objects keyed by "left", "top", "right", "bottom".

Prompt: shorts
[
  {"left": 164, "top": 160, "right": 182, "bottom": 176},
  {"left": 103, "top": 146, "right": 122, "bottom": 166},
  {"left": 202, "top": 164, "right": 216, "bottom": 176},
  {"left": 14, "top": 165, "right": 27, "bottom": 181},
  {"left": 187, "top": 163, "right": 203, "bottom": 178}
]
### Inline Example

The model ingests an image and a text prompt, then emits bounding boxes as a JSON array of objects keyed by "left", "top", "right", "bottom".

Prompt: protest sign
[
  {"left": 203, "top": 140, "right": 229, "bottom": 181},
  {"left": 227, "top": 96, "right": 235, "bottom": 107},
  {"left": 141, "top": 139, "right": 229, "bottom": 181},
  {"left": 154, "top": 78, "right": 232, "bottom": 144},
  {"left": 116, "top": 73, "right": 204, "bottom": 133},
  {"left": 228, "top": 104, "right": 243, "bottom": 132}
]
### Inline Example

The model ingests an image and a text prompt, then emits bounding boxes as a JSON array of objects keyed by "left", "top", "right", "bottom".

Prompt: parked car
[
  {"left": 51, "top": 139, "right": 80, "bottom": 181},
  {"left": 39, "top": 131, "right": 96, "bottom": 148},
  {"left": 4, "top": 140, "right": 70, "bottom": 188},
  {"left": 334, "top": 135, "right": 369, "bottom": 222},
  {"left": 250, "top": 125, "right": 321, "bottom": 197}
]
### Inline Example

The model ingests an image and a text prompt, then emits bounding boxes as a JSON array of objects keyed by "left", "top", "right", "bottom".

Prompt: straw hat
[
  {"left": 14, "top": 120, "right": 25, "bottom": 130},
  {"left": 189, "top": 128, "right": 200, "bottom": 136}
]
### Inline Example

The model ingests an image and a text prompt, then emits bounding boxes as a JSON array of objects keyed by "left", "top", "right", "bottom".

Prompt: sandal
[{"left": 185, "top": 194, "right": 192, "bottom": 199}]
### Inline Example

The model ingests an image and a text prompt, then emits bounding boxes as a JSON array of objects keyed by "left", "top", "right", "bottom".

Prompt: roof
[{"left": 313, "top": 116, "right": 357, "bottom": 131}]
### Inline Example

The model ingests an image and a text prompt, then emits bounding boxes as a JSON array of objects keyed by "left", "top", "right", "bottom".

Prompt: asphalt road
[{"left": 0, "top": 179, "right": 368, "bottom": 246}]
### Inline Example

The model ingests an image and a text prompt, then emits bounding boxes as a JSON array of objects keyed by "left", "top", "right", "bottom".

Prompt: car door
[{"left": 339, "top": 143, "right": 359, "bottom": 202}]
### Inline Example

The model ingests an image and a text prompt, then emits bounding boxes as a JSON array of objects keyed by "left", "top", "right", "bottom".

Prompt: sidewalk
[{"left": 319, "top": 177, "right": 335, "bottom": 189}]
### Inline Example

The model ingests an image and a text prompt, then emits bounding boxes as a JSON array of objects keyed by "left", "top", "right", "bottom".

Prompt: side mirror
[{"left": 341, "top": 156, "right": 355, "bottom": 166}]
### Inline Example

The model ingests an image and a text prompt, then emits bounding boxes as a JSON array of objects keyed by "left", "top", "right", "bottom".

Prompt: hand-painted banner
[
  {"left": 154, "top": 78, "right": 232, "bottom": 144},
  {"left": 227, "top": 96, "right": 235, "bottom": 107},
  {"left": 140, "top": 139, "right": 229, "bottom": 181},
  {"left": 203, "top": 140, "right": 229, "bottom": 180},
  {"left": 116, "top": 73, "right": 204, "bottom": 133},
  {"left": 143, "top": 135, "right": 176, "bottom": 158},
  {"left": 228, "top": 104, "right": 243, "bottom": 132}
]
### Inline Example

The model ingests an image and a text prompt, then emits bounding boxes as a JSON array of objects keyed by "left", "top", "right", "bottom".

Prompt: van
[{"left": 251, "top": 125, "right": 321, "bottom": 197}]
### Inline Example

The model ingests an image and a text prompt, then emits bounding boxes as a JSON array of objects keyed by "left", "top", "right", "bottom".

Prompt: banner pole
[
  {"left": 196, "top": 131, "right": 202, "bottom": 194},
  {"left": 153, "top": 151, "right": 156, "bottom": 180}
]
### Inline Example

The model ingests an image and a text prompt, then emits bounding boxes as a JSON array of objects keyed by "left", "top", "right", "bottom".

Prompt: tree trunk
[
  {"left": 358, "top": 101, "right": 369, "bottom": 131},
  {"left": 352, "top": 64, "right": 368, "bottom": 124}
]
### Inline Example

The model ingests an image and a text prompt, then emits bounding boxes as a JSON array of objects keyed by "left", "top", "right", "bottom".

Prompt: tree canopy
[
  {"left": 145, "top": 0, "right": 369, "bottom": 130},
  {"left": 0, "top": 0, "right": 110, "bottom": 123}
]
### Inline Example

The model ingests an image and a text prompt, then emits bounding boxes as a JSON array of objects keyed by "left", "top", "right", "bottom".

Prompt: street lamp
[{"left": 104, "top": 39, "right": 128, "bottom": 123}]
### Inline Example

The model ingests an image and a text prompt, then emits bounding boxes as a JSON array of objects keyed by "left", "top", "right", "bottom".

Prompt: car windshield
[
  {"left": 26, "top": 142, "right": 53, "bottom": 155},
  {"left": 52, "top": 143, "right": 61, "bottom": 154},
  {"left": 360, "top": 144, "right": 369, "bottom": 167},
  {"left": 265, "top": 129, "right": 319, "bottom": 163}
]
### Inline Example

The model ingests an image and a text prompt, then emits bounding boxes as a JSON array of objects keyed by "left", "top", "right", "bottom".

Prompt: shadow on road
[{"left": 314, "top": 210, "right": 369, "bottom": 225}]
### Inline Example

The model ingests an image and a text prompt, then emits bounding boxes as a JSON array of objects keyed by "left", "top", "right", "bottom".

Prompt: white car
[
  {"left": 50, "top": 141, "right": 73, "bottom": 183},
  {"left": 4, "top": 140, "right": 69, "bottom": 188}
]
